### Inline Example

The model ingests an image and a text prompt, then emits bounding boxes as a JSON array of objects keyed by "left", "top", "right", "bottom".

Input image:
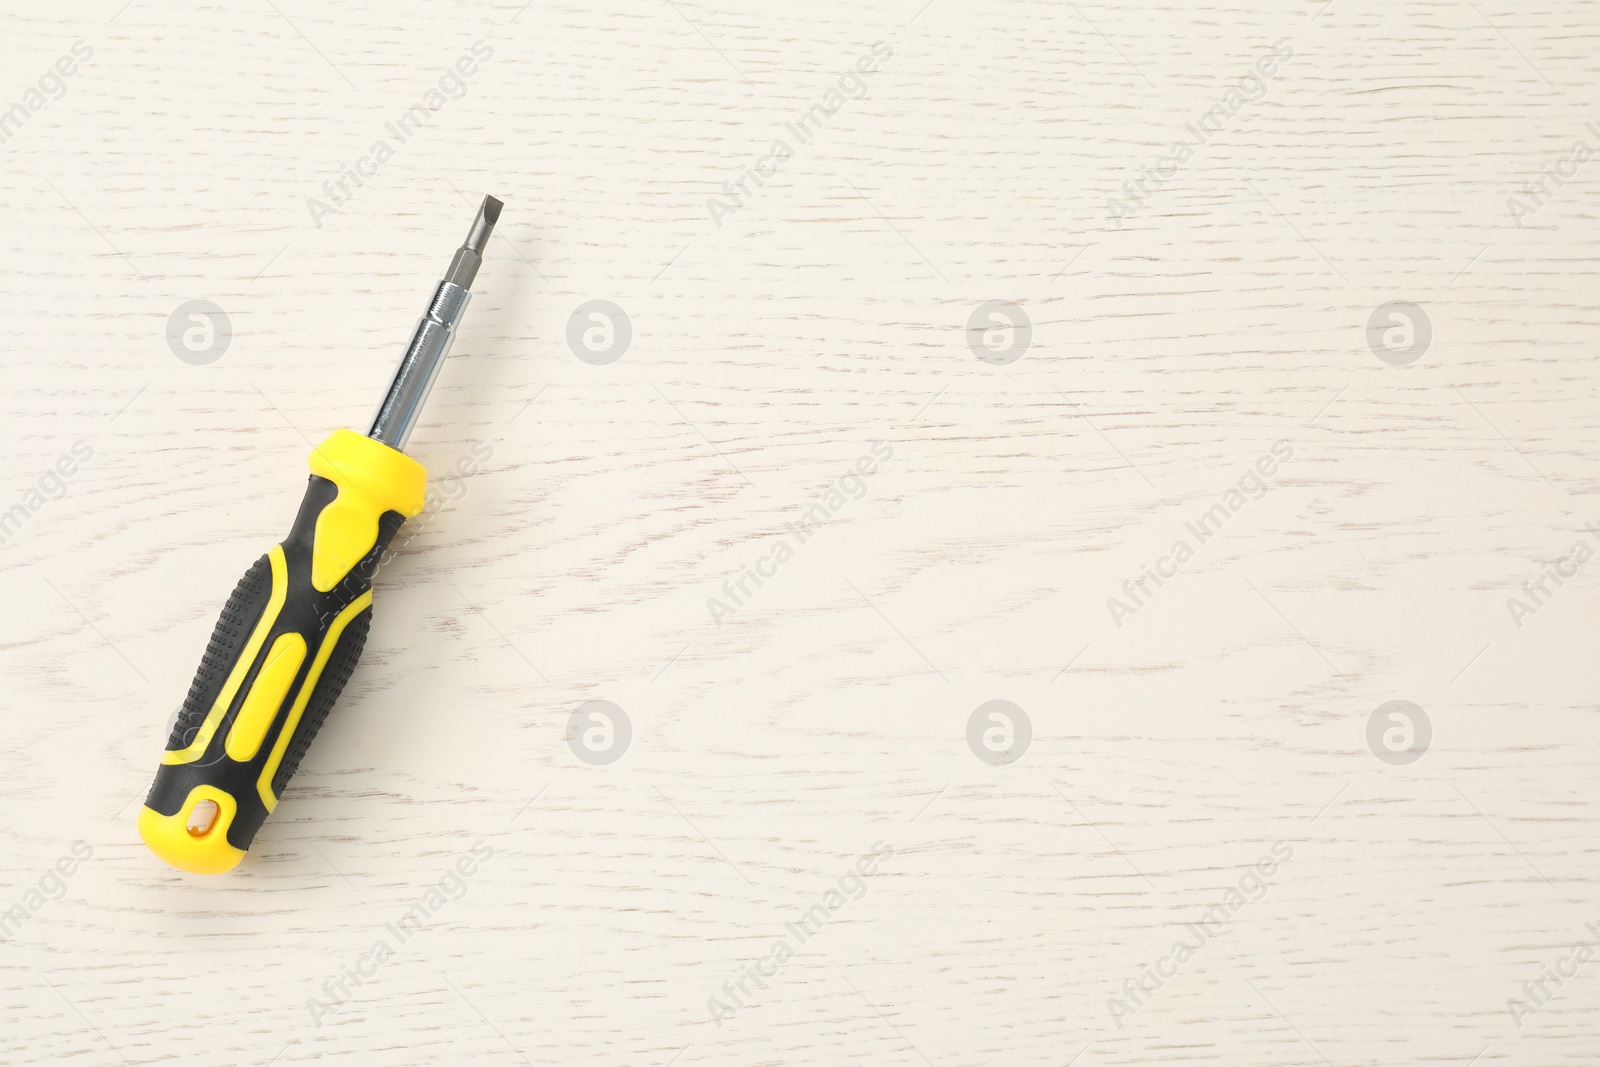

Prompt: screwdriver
[{"left": 138, "top": 195, "right": 504, "bottom": 874}]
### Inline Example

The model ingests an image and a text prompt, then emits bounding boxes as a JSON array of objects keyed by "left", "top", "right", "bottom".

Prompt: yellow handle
[{"left": 139, "top": 430, "right": 425, "bottom": 874}]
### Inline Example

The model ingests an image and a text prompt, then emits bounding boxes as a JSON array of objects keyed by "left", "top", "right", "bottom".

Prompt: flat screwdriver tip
[
  {"left": 471, "top": 194, "right": 503, "bottom": 250},
  {"left": 446, "top": 194, "right": 504, "bottom": 288}
]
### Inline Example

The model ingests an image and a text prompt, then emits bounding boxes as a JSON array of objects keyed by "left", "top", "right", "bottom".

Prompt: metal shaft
[{"left": 367, "top": 195, "right": 503, "bottom": 451}]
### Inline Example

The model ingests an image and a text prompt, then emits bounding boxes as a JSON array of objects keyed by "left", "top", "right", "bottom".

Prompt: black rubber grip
[
  {"left": 167, "top": 555, "right": 274, "bottom": 756},
  {"left": 143, "top": 475, "right": 407, "bottom": 852},
  {"left": 272, "top": 609, "right": 371, "bottom": 797}
]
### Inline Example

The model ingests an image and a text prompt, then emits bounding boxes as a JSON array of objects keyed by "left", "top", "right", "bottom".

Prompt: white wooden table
[{"left": 3, "top": 1, "right": 1598, "bottom": 1063}]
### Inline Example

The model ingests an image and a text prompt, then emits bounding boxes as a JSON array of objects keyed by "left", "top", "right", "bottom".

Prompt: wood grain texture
[{"left": 2, "top": 0, "right": 1599, "bottom": 1063}]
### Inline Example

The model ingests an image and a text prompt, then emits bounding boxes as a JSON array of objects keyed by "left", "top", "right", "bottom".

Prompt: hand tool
[{"left": 138, "top": 195, "right": 503, "bottom": 874}]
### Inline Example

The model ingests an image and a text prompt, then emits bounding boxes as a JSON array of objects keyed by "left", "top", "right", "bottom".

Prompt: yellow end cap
[
  {"left": 138, "top": 786, "right": 247, "bottom": 875},
  {"left": 307, "top": 429, "right": 427, "bottom": 592}
]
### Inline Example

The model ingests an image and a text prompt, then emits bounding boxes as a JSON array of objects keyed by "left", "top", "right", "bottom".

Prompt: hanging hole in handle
[{"left": 186, "top": 800, "right": 220, "bottom": 837}]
